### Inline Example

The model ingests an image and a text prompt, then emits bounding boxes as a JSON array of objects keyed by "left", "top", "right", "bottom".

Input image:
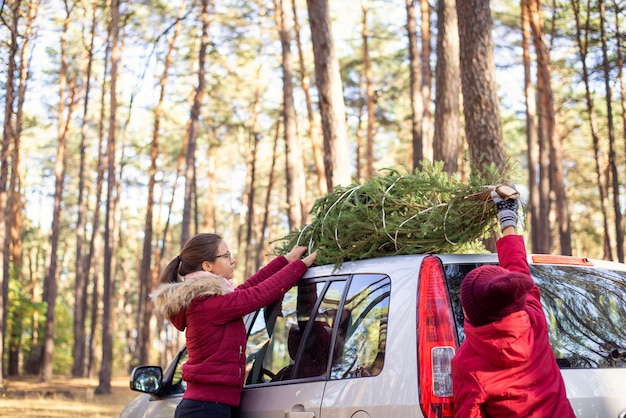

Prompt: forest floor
[{"left": 0, "top": 375, "right": 138, "bottom": 417}]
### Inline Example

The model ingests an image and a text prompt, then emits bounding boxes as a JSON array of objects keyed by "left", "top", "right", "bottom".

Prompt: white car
[{"left": 120, "top": 252, "right": 626, "bottom": 418}]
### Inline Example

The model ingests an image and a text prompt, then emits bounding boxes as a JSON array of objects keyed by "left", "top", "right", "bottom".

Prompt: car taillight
[{"left": 417, "top": 256, "right": 458, "bottom": 418}]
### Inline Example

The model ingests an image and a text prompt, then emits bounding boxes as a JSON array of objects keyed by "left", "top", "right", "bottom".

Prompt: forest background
[{"left": 0, "top": 0, "right": 624, "bottom": 397}]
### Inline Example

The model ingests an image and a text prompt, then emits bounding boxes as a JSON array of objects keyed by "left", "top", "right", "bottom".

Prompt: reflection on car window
[
  {"left": 244, "top": 274, "right": 390, "bottom": 385},
  {"left": 445, "top": 263, "right": 626, "bottom": 369},
  {"left": 533, "top": 265, "right": 626, "bottom": 368},
  {"left": 245, "top": 280, "right": 345, "bottom": 384},
  {"left": 170, "top": 349, "right": 188, "bottom": 395},
  {"left": 330, "top": 274, "right": 390, "bottom": 379}
]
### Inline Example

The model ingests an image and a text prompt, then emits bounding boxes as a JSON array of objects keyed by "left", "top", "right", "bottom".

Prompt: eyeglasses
[{"left": 215, "top": 250, "right": 233, "bottom": 261}]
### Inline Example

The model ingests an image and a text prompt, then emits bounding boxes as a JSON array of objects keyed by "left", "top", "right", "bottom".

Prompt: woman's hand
[
  {"left": 284, "top": 246, "right": 308, "bottom": 263},
  {"left": 302, "top": 251, "right": 317, "bottom": 267}
]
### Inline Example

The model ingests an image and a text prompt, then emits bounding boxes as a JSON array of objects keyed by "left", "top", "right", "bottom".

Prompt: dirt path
[{"left": 0, "top": 375, "right": 139, "bottom": 417}]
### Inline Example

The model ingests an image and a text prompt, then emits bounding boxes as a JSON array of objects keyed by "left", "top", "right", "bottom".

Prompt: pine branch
[{"left": 275, "top": 160, "right": 517, "bottom": 267}]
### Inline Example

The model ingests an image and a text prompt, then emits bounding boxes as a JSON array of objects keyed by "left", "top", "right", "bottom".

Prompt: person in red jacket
[
  {"left": 151, "top": 233, "right": 316, "bottom": 418},
  {"left": 451, "top": 188, "right": 575, "bottom": 418}
]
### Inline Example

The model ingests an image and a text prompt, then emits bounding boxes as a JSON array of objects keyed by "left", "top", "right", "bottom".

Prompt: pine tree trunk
[
  {"left": 521, "top": 0, "right": 546, "bottom": 254},
  {"left": 256, "top": 117, "right": 281, "bottom": 271},
  {"left": 137, "top": 3, "right": 184, "bottom": 366},
  {"left": 615, "top": 1, "right": 626, "bottom": 212},
  {"left": 570, "top": 0, "right": 611, "bottom": 260},
  {"left": 73, "top": 0, "right": 97, "bottom": 378},
  {"left": 361, "top": 0, "right": 376, "bottom": 179},
  {"left": 42, "top": 1, "right": 78, "bottom": 381},
  {"left": 528, "top": 0, "right": 571, "bottom": 255},
  {"left": 306, "top": 0, "right": 350, "bottom": 190},
  {"left": 420, "top": 0, "right": 433, "bottom": 160},
  {"left": 182, "top": 0, "right": 210, "bottom": 245},
  {"left": 96, "top": 0, "right": 121, "bottom": 394},
  {"left": 0, "top": 0, "right": 22, "bottom": 387},
  {"left": 405, "top": 0, "right": 424, "bottom": 169},
  {"left": 456, "top": 0, "right": 506, "bottom": 171},
  {"left": 292, "top": 0, "right": 327, "bottom": 196},
  {"left": 599, "top": 0, "right": 623, "bottom": 262},
  {"left": 433, "top": 0, "right": 460, "bottom": 174},
  {"left": 277, "top": 0, "right": 306, "bottom": 230}
]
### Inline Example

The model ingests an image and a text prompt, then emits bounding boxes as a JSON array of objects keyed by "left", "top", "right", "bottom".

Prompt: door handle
[{"left": 286, "top": 405, "right": 315, "bottom": 418}]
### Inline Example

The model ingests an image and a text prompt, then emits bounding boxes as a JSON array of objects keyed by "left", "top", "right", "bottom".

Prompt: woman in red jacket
[
  {"left": 151, "top": 233, "right": 316, "bottom": 418},
  {"left": 451, "top": 189, "right": 575, "bottom": 417}
]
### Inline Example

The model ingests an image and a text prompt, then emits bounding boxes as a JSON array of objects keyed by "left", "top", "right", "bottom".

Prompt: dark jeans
[{"left": 174, "top": 399, "right": 235, "bottom": 418}]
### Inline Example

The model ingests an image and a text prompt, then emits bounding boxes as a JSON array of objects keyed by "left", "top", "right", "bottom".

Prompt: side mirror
[{"left": 130, "top": 366, "right": 163, "bottom": 394}]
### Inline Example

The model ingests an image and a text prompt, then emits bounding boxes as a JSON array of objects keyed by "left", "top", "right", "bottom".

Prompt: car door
[{"left": 240, "top": 278, "right": 350, "bottom": 418}]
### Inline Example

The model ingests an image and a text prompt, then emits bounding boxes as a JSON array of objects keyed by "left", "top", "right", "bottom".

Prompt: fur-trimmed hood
[{"left": 150, "top": 271, "right": 235, "bottom": 325}]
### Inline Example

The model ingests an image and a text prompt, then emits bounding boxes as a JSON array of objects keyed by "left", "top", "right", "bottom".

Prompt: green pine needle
[{"left": 275, "top": 160, "right": 517, "bottom": 267}]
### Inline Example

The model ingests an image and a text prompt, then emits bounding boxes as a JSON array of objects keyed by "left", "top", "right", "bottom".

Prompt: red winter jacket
[
  {"left": 451, "top": 235, "right": 575, "bottom": 418},
  {"left": 151, "top": 256, "right": 308, "bottom": 406}
]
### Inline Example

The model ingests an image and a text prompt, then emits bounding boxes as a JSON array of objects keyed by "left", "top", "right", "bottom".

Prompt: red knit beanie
[{"left": 460, "top": 265, "right": 535, "bottom": 327}]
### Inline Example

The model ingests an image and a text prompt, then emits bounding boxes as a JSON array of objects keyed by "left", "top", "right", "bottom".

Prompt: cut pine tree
[{"left": 276, "top": 160, "right": 519, "bottom": 267}]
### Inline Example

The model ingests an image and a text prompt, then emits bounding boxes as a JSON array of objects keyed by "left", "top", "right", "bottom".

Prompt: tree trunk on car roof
[
  {"left": 306, "top": 0, "right": 351, "bottom": 190},
  {"left": 433, "top": 0, "right": 460, "bottom": 175},
  {"left": 456, "top": 0, "right": 506, "bottom": 172}
]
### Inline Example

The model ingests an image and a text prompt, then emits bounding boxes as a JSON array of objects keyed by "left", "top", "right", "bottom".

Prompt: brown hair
[{"left": 159, "top": 233, "right": 224, "bottom": 284}]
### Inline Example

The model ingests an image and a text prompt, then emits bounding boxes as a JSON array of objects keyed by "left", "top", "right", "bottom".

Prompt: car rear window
[{"left": 445, "top": 263, "right": 626, "bottom": 369}]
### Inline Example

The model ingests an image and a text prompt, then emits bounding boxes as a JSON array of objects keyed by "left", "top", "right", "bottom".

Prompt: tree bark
[
  {"left": 182, "top": 0, "right": 210, "bottom": 245},
  {"left": 599, "top": 0, "right": 623, "bottom": 262},
  {"left": 405, "top": 0, "right": 424, "bottom": 169},
  {"left": 456, "top": 0, "right": 506, "bottom": 171},
  {"left": 521, "top": 0, "right": 548, "bottom": 254},
  {"left": 433, "top": 0, "right": 460, "bottom": 174},
  {"left": 292, "top": 0, "right": 327, "bottom": 196},
  {"left": 420, "top": 0, "right": 433, "bottom": 161},
  {"left": 72, "top": 0, "right": 98, "bottom": 378},
  {"left": 306, "top": 0, "right": 350, "bottom": 190},
  {"left": 137, "top": 2, "right": 184, "bottom": 366},
  {"left": 42, "top": 0, "right": 79, "bottom": 381},
  {"left": 96, "top": 0, "right": 121, "bottom": 394},
  {"left": 361, "top": 0, "right": 376, "bottom": 179},
  {"left": 277, "top": 0, "right": 306, "bottom": 229},
  {"left": 528, "top": 0, "right": 571, "bottom": 255}
]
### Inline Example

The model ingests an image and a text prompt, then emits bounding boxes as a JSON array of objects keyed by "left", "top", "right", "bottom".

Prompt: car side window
[
  {"left": 244, "top": 273, "right": 391, "bottom": 385},
  {"left": 330, "top": 274, "right": 390, "bottom": 379},
  {"left": 245, "top": 279, "right": 349, "bottom": 384},
  {"left": 168, "top": 348, "right": 188, "bottom": 395}
]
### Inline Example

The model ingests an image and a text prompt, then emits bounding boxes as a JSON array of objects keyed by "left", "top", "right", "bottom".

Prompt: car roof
[{"left": 302, "top": 252, "right": 626, "bottom": 279}]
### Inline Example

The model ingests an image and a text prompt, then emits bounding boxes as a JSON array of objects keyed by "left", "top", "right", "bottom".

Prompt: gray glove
[{"left": 491, "top": 188, "right": 519, "bottom": 232}]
